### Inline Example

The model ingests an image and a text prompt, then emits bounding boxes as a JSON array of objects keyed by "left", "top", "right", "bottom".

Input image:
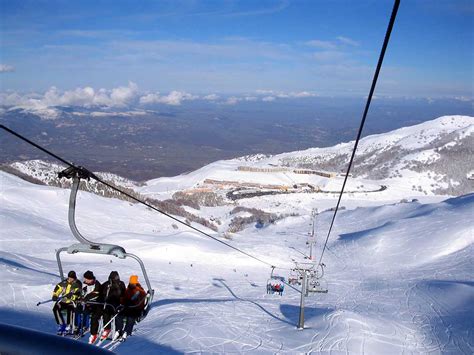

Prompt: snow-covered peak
[{"left": 141, "top": 115, "right": 474, "bottom": 197}]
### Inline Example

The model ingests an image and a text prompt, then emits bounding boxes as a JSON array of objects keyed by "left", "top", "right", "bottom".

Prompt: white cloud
[
  {"left": 312, "top": 51, "right": 345, "bottom": 62},
  {"left": 0, "top": 84, "right": 320, "bottom": 116},
  {"left": 244, "top": 96, "right": 258, "bottom": 101},
  {"left": 110, "top": 82, "right": 139, "bottom": 105},
  {"left": 0, "top": 82, "right": 140, "bottom": 119},
  {"left": 289, "top": 91, "right": 317, "bottom": 98},
  {"left": 139, "top": 90, "right": 198, "bottom": 106},
  {"left": 202, "top": 94, "right": 220, "bottom": 101},
  {"left": 225, "top": 96, "right": 241, "bottom": 105},
  {"left": 222, "top": 91, "right": 316, "bottom": 105},
  {"left": 454, "top": 96, "right": 472, "bottom": 102},
  {"left": 256, "top": 90, "right": 317, "bottom": 99},
  {"left": 337, "top": 36, "right": 360, "bottom": 46},
  {"left": 304, "top": 40, "right": 337, "bottom": 49},
  {"left": 38, "top": 82, "right": 139, "bottom": 108},
  {"left": 0, "top": 64, "right": 15, "bottom": 73},
  {"left": 255, "top": 89, "right": 276, "bottom": 95}
]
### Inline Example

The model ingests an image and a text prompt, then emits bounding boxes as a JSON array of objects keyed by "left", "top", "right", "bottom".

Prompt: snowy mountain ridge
[
  {"left": 141, "top": 115, "right": 473, "bottom": 198},
  {"left": 0, "top": 160, "right": 144, "bottom": 203},
  {"left": 268, "top": 115, "right": 474, "bottom": 195},
  {"left": 3, "top": 115, "right": 472, "bottom": 200}
]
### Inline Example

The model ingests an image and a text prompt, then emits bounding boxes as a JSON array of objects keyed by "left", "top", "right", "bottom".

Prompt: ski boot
[
  {"left": 57, "top": 324, "right": 66, "bottom": 336},
  {"left": 88, "top": 334, "right": 98, "bottom": 344},
  {"left": 64, "top": 325, "right": 74, "bottom": 335},
  {"left": 112, "top": 331, "right": 122, "bottom": 341},
  {"left": 100, "top": 329, "right": 111, "bottom": 341}
]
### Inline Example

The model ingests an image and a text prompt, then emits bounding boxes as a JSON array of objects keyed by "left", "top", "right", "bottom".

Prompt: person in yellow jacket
[{"left": 52, "top": 270, "right": 82, "bottom": 335}]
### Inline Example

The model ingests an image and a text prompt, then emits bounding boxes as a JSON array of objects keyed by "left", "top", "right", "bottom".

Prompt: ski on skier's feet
[
  {"left": 102, "top": 329, "right": 137, "bottom": 350},
  {"left": 107, "top": 337, "right": 127, "bottom": 351},
  {"left": 95, "top": 330, "right": 112, "bottom": 346},
  {"left": 73, "top": 329, "right": 90, "bottom": 340}
]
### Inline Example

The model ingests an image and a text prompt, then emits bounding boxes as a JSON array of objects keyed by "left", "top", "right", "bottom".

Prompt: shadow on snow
[
  {"left": 0, "top": 257, "right": 59, "bottom": 278},
  {"left": 0, "top": 307, "right": 182, "bottom": 354}
]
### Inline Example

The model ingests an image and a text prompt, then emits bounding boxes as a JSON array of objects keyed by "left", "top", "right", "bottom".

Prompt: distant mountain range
[
  {"left": 2, "top": 98, "right": 473, "bottom": 181},
  {"left": 3, "top": 115, "right": 473, "bottom": 199}
]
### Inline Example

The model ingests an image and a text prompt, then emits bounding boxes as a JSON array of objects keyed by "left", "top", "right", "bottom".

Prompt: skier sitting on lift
[
  {"left": 74, "top": 270, "right": 102, "bottom": 343},
  {"left": 52, "top": 270, "right": 82, "bottom": 335},
  {"left": 100, "top": 271, "right": 125, "bottom": 341},
  {"left": 113, "top": 275, "right": 147, "bottom": 341}
]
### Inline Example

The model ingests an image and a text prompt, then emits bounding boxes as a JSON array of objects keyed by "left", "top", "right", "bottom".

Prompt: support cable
[
  {"left": 317, "top": 0, "right": 400, "bottom": 267},
  {"left": 0, "top": 124, "right": 283, "bottom": 270}
]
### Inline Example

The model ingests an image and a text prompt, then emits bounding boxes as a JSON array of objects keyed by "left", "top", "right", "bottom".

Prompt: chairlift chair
[
  {"left": 55, "top": 167, "right": 155, "bottom": 320},
  {"left": 266, "top": 267, "right": 285, "bottom": 295},
  {"left": 306, "top": 276, "right": 328, "bottom": 294},
  {"left": 288, "top": 268, "right": 302, "bottom": 286},
  {"left": 306, "top": 264, "right": 328, "bottom": 295}
]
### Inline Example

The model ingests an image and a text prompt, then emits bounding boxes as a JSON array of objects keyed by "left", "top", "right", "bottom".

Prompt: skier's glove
[
  {"left": 117, "top": 305, "right": 125, "bottom": 312},
  {"left": 52, "top": 295, "right": 58, "bottom": 301}
]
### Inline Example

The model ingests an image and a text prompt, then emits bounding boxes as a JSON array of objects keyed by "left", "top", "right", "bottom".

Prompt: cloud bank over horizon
[
  {"left": 1, "top": 81, "right": 471, "bottom": 121},
  {"left": 0, "top": 83, "right": 325, "bottom": 119}
]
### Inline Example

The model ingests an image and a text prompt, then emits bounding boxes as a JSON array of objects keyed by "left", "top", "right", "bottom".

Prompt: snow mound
[{"left": 332, "top": 194, "right": 474, "bottom": 268}]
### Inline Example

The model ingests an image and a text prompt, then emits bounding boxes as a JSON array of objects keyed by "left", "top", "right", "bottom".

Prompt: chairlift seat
[
  {"left": 306, "top": 279, "right": 328, "bottom": 294},
  {"left": 266, "top": 276, "right": 285, "bottom": 295}
]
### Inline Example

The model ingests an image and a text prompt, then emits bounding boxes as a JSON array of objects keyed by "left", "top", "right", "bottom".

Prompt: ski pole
[
  {"left": 99, "top": 306, "right": 122, "bottom": 334},
  {"left": 36, "top": 298, "right": 55, "bottom": 306},
  {"left": 96, "top": 284, "right": 112, "bottom": 338},
  {"left": 36, "top": 291, "right": 74, "bottom": 306}
]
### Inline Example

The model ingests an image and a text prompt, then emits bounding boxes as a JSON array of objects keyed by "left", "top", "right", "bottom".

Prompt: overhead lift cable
[
  {"left": 317, "top": 0, "right": 401, "bottom": 267},
  {"left": 0, "top": 124, "right": 283, "bottom": 270}
]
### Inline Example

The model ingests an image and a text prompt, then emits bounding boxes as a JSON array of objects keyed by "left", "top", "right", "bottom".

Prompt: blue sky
[{"left": 0, "top": 0, "right": 472, "bottom": 98}]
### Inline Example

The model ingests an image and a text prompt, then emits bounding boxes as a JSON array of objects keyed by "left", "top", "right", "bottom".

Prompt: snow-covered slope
[
  {"left": 139, "top": 115, "right": 473, "bottom": 199},
  {"left": 1, "top": 170, "right": 472, "bottom": 354},
  {"left": 3, "top": 159, "right": 142, "bottom": 190},
  {"left": 274, "top": 115, "right": 474, "bottom": 195}
]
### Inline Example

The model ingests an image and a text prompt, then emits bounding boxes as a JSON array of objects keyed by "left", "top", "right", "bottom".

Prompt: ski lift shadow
[
  {"left": 280, "top": 304, "right": 334, "bottom": 325},
  {"left": 213, "top": 278, "right": 295, "bottom": 326},
  {"left": 0, "top": 257, "right": 58, "bottom": 278}
]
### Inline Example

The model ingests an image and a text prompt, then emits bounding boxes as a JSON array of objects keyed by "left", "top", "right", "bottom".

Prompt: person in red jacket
[{"left": 113, "top": 275, "right": 146, "bottom": 341}]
